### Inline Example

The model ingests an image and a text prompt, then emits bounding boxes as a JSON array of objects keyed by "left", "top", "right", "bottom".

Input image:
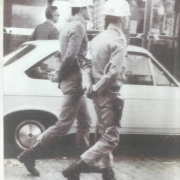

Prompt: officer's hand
[
  {"left": 48, "top": 71, "right": 59, "bottom": 83},
  {"left": 84, "top": 85, "right": 94, "bottom": 99},
  {"left": 92, "top": 85, "right": 97, "bottom": 92}
]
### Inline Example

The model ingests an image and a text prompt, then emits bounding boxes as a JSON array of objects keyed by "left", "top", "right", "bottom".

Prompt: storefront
[
  {"left": 93, "top": 0, "right": 180, "bottom": 80},
  {"left": 3, "top": 0, "right": 47, "bottom": 54},
  {"left": 129, "top": 0, "right": 179, "bottom": 80},
  {"left": 3, "top": 0, "right": 180, "bottom": 80}
]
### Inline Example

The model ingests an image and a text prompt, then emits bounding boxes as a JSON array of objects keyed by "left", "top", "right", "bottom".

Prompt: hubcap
[
  {"left": 17, "top": 123, "right": 42, "bottom": 148},
  {"left": 27, "top": 133, "right": 34, "bottom": 139}
]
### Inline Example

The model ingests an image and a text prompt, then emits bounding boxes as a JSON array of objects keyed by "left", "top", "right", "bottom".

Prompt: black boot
[
  {"left": 102, "top": 168, "right": 116, "bottom": 180},
  {"left": 17, "top": 142, "right": 44, "bottom": 176},
  {"left": 62, "top": 160, "right": 88, "bottom": 180}
]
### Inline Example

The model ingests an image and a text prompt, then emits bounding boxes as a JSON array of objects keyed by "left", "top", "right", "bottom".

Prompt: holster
[
  {"left": 112, "top": 96, "right": 124, "bottom": 124},
  {"left": 94, "top": 96, "right": 124, "bottom": 143}
]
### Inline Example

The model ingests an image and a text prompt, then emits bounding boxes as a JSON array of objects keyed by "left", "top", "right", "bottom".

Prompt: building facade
[
  {"left": 3, "top": 0, "right": 180, "bottom": 80},
  {"left": 92, "top": 0, "right": 180, "bottom": 80}
]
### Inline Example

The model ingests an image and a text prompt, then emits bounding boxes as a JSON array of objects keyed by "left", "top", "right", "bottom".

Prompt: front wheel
[{"left": 15, "top": 120, "right": 45, "bottom": 151}]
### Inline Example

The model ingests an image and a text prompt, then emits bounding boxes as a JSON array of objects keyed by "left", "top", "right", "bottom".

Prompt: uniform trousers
[
  {"left": 81, "top": 90, "right": 120, "bottom": 168},
  {"left": 37, "top": 77, "right": 91, "bottom": 149}
]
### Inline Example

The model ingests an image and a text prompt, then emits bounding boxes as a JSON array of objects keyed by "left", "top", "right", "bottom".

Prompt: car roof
[
  {"left": 24, "top": 40, "right": 151, "bottom": 55},
  {"left": 25, "top": 40, "right": 180, "bottom": 86},
  {"left": 24, "top": 40, "right": 60, "bottom": 53},
  {"left": 7, "top": 40, "right": 179, "bottom": 86}
]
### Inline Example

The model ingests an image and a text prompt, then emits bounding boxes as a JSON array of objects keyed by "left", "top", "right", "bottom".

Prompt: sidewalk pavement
[{"left": 4, "top": 155, "right": 180, "bottom": 180}]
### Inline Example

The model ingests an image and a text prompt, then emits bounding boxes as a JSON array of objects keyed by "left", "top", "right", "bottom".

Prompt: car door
[
  {"left": 120, "top": 52, "right": 180, "bottom": 135},
  {"left": 16, "top": 51, "right": 64, "bottom": 116},
  {"left": 3, "top": 45, "right": 64, "bottom": 117},
  {"left": 25, "top": 51, "right": 62, "bottom": 96},
  {"left": 25, "top": 51, "right": 97, "bottom": 130}
]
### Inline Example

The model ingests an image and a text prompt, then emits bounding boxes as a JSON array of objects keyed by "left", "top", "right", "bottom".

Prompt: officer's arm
[
  {"left": 93, "top": 39, "right": 126, "bottom": 94},
  {"left": 64, "top": 25, "right": 85, "bottom": 62},
  {"left": 81, "top": 40, "right": 92, "bottom": 73},
  {"left": 58, "top": 25, "right": 85, "bottom": 81},
  {"left": 81, "top": 58, "right": 92, "bottom": 94},
  {"left": 81, "top": 42, "right": 93, "bottom": 95}
]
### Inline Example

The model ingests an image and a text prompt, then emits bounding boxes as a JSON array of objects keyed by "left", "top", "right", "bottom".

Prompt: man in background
[{"left": 29, "top": 6, "right": 59, "bottom": 40}]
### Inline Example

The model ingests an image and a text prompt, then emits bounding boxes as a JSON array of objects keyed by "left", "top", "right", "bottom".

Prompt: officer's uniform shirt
[
  {"left": 80, "top": 23, "right": 127, "bottom": 167},
  {"left": 29, "top": 20, "right": 59, "bottom": 40},
  {"left": 58, "top": 14, "right": 90, "bottom": 94},
  {"left": 90, "top": 23, "right": 127, "bottom": 93}
]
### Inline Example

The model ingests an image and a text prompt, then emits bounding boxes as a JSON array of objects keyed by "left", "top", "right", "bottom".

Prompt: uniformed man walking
[
  {"left": 17, "top": 0, "right": 94, "bottom": 176},
  {"left": 62, "top": 1, "right": 131, "bottom": 180}
]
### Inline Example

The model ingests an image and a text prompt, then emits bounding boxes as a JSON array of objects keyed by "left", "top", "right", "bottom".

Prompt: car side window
[
  {"left": 26, "top": 52, "right": 61, "bottom": 80},
  {"left": 124, "top": 53, "right": 153, "bottom": 85},
  {"left": 151, "top": 62, "right": 175, "bottom": 86}
]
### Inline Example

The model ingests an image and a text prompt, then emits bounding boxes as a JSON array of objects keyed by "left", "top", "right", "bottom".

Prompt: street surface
[
  {"left": 4, "top": 135, "right": 180, "bottom": 180},
  {"left": 4, "top": 155, "right": 180, "bottom": 180}
]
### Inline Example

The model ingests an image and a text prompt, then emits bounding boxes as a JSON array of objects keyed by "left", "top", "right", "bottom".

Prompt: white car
[{"left": 3, "top": 40, "right": 180, "bottom": 152}]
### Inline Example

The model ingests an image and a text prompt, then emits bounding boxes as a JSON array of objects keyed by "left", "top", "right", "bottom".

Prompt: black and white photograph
[{"left": 2, "top": 0, "right": 180, "bottom": 179}]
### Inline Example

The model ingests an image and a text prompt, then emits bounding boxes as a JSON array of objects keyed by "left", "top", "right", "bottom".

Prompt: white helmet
[
  {"left": 103, "top": 0, "right": 131, "bottom": 17},
  {"left": 69, "top": 0, "right": 94, "bottom": 7}
]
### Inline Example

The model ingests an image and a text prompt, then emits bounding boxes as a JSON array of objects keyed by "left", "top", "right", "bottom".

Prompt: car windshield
[{"left": 4, "top": 44, "right": 35, "bottom": 67}]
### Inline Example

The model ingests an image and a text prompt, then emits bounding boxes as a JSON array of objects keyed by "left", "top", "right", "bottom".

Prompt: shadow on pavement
[{"left": 4, "top": 134, "right": 180, "bottom": 159}]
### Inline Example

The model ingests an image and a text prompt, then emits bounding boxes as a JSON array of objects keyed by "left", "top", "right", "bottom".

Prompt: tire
[{"left": 15, "top": 120, "right": 45, "bottom": 151}]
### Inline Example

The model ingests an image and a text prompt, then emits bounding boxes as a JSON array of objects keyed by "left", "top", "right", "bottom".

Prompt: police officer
[
  {"left": 62, "top": 1, "right": 131, "bottom": 180},
  {"left": 29, "top": 6, "right": 60, "bottom": 40},
  {"left": 30, "top": 4, "right": 90, "bottom": 159},
  {"left": 17, "top": 0, "right": 94, "bottom": 176}
]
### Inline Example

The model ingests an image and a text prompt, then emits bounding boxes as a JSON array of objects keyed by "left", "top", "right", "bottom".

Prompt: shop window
[
  {"left": 11, "top": 0, "right": 47, "bottom": 28},
  {"left": 124, "top": 53, "right": 153, "bottom": 85},
  {"left": 14, "top": 0, "right": 46, "bottom": 6},
  {"left": 151, "top": 0, "right": 176, "bottom": 36},
  {"left": 26, "top": 52, "right": 61, "bottom": 80},
  {"left": 128, "top": 0, "right": 146, "bottom": 34}
]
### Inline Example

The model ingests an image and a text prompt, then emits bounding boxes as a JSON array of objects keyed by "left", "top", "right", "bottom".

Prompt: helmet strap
[
  {"left": 86, "top": 6, "right": 92, "bottom": 21},
  {"left": 80, "top": 6, "right": 92, "bottom": 21}
]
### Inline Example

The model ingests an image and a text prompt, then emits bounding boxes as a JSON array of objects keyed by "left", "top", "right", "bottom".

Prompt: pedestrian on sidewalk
[
  {"left": 29, "top": 6, "right": 59, "bottom": 40},
  {"left": 17, "top": 0, "right": 94, "bottom": 176},
  {"left": 62, "top": 0, "right": 131, "bottom": 180}
]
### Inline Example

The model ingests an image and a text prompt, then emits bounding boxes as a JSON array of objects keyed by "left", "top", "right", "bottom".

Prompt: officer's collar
[
  {"left": 71, "top": 14, "right": 87, "bottom": 27},
  {"left": 108, "top": 23, "right": 127, "bottom": 43},
  {"left": 108, "top": 23, "right": 123, "bottom": 35}
]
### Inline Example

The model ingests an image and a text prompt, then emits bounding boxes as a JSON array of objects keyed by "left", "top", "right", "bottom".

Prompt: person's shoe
[
  {"left": 62, "top": 163, "right": 80, "bottom": 180},
  {"left": 102, "top": 168, "right": 116, "bottom": 180},
  {"left": 17, "top": 142, "right": 44, "bottom": 176},
  {"left": 62, "top": 160, "right": 88, "bottom": 180},
  {"left": 22, "top": 158, "right": 40, "bottom": 176}
]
